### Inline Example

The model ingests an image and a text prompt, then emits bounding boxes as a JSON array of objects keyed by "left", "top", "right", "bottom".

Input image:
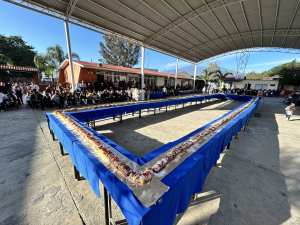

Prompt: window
[
  {"left": 145, "top": 76, "right": 156, "bottom": 86},
  {"left": 254, "top": 84, "right": 268, "bottom": 90},
  {"left": 164, "top": 77, "right": 175, "bottom": 86},
  {"left": 128, "top": 76, "right": 140, "bottom": 84},
  {"left": 97, "top": 71, "right": 126, "bottom": 82},
  {"left": 181, "top": 79, "right": 189, "bottom": 87}
]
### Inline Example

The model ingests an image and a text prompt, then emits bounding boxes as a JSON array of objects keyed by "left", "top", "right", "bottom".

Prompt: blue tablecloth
[
  {"left": 46, "top": 95, "right": 259, "bottom": 225},
  {"left": 151, "top": 93, "right": 163, "bottom": 98},
  {"left": 69, "top": 94, "right": 221, "bottom": 122}
]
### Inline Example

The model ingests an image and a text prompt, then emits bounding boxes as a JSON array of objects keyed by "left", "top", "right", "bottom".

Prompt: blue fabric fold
[{"left": 46, "top": 96, "right": 260, "bottom": 225}]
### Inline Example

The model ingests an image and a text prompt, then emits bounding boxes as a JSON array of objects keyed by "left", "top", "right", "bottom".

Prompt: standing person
[
  {"left": 276, "top": 89, "right": 281, "bottom": 98},
  {"left": 86, "top": 79, "right": 91, "bottom": 92},
  {"left": 285, "top": 103, "right": 295, "bottom": 121},
  {"left": 291, "top": 92, "right": 299, "bottom": 104},
  {"left": 162, "top": 86, "right": 167, "bottom": 98},
  {"left": 24, "top": 82, "right": 31, "bottom": 93},
  {"left": 0, "top": 90, "right": 5, "bottom": 112},
  {"left": 57, "top": 83, "right": 63, "bottom": 92},
  {"left": 202, "top": 86, "right": 206, "bottom": 94},
  {"left": 92, "top": 79, "right": 99, "bottom": 92},
  {"left": 257, "top": 89, "right": 263, "bottom": 100},
  {"left": 30, "top": 81, "right": 40, "bottom": 93},
  {"left": 12, "top": 83, "right": 23, "bottom": 104},
  {"left": 81, "top": 80, "right": 87, "bottom": 91}
]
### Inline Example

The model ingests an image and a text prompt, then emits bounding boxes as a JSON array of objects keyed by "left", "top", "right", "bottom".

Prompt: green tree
[
  {"left": 207, "top": 60, "right": 221, "bottom": 73},
  {"left": 200, "top": 69, "right": 214, "bottom": 87},
  {"left": 245, "top": 71, "right": 267, "bottom": 80},
  {"left": 211, "top": 70, "right": 233, "bottom": 88},
  {"left": 0, "top": 34, "right": 36, "bottom": 66},
  {"left": 46, "top": 44, "right": 80, "bottom": 77},
  {"left": 33, "top": 54, "right": 47, "bottom": 79},
  {"left": 268, "top": 60, "right": 300, "bottom": 87},
  {"left": 0, "top": 53, "right": 14, "bottom": 66},
  {"left": 99, "top": 36, "right": 140, "bottom": 67}
]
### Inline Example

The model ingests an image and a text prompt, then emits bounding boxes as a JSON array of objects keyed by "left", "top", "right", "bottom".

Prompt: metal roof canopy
[{"left": 4, "top": 0, "right": 300, "bottom": 64}]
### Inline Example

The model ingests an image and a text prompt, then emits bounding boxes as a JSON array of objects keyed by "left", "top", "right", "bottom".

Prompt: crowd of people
[{"left": 1, "top": 79, "right": 299, "bottom": 112}]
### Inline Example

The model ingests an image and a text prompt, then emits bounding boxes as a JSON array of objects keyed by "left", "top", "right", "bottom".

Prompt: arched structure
[{"left": 4, "top": 0, "right": 300, "bottom": 64}]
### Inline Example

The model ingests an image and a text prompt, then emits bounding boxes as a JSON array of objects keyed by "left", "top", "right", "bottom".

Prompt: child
[
  {"left": 26, "top": 92, "right": 34, "bottom": 109},
  {"left": 285, "top": 103, "right": 295, "bottom": 121}
]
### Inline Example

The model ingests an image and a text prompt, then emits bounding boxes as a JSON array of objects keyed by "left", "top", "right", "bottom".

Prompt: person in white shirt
[
  {"left": 30, "top": 81, "right": 40, "bottom": 93},
  {"left": 0, "top": 91, "right": 6, "bottom": 112}
]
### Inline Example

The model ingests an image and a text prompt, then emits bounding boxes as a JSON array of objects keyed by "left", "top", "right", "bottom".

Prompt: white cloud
[
  {"left": 163, "top": 61, "right": 190, "bottom": 69},
  {"left": 248, "top": 58, "right": 300, "bottom": 67}
]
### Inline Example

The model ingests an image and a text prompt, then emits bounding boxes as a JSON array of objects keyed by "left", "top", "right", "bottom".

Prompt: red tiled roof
[
  {"left": 71, "top": 60, "right": 193, "bottom": 80},
  {"left": 0, "top": 64, "right": 38, "bottom": 72}
]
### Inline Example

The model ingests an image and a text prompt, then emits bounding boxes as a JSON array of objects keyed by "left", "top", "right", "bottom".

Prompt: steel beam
[
  {"left": 280, "top": 0, "right": 300, "bottom": 47},
  {"left": 141, "top": 46, "right": 145, "bottom": 90},
  {"left": 193, "top": 63, "right": 197, "bottom": 90},
  {"left": 64, "top": 20, "right": 76, "bottom": 93},
  {"left": 175, "top": 58, "right": 178, "bottom": 88},
  {"left": 143, "top": 0, "right": 243, "bottom": 45}
]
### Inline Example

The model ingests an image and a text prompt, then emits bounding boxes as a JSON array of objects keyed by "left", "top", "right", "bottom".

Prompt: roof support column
[
  {"left": 193, "top": 63, "right": 197, "bottom": 91},
  {"left": 175, "top": 58, "right": 178, "bottom": 88},
  {"left": 64, "top": 20, "right": 75, "bottom": 93},
  {"left": 141, "top": 46, "right": 145, "bottom": 89}
]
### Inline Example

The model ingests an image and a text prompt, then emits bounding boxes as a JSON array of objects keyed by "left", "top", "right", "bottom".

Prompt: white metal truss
[
  {"left": 81, "top": 0, "right": 206, "bottom": 59},
  {"left": 198, "top": 47, "right": 300, "bottom": 65},
  {"left": 280, "top": 0, "right": 300, "bottom": 47},
  {"left": 2, "top": 0, "right": 197, "bottom": 64},
  {"left": 202, "top": 0, "right": 238, "bottom": 50},
  {"left": 161, "top": 0, "right": 220, "bottom": 55},
  {"left": 65, "top": 0, "right": 77, "bottom": 19},
  {"left": 182, "top": 0, "right": 231, "bottom": 52},
  {"left": 235, "top": 50, "right": 251, "bottom": 79},
  {"left": 138, "top": 0, "right": 213, "bottom": 58},
  {"left": 180, "top": 30, "right": 300, "bottom": 57},
  {"left": 143, "top": 0, "right": 243, "bottom": 45}
]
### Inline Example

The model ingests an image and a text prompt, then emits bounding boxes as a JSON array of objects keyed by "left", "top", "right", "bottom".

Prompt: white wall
[{"left": 233, "top": 80, "right": 279, "bottom": 90}]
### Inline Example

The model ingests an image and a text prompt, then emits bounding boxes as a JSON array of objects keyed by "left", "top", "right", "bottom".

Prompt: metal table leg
[
  {"left": 59, "top": 142, "right": 64, "bottom": 156},
  {"left": 227, "top": 142, "right": 231, "bottom": 149},
  {"left": 154, "top": 108, "right": 156, "bottom": 115},
  {"left": 132, "top": 110, "right": 134, "bottom": 116},
  {"left": 74, "top": 166, "right": 78, "bottom": 180},
  {"left": 166, "top": 106, "right": 167, "bottom": 112},
  {"left": 113, "top": 114, "right": 115, "bottom": 121},
  {"left": 52, "top": 132, "right": 55, "bottom": 141},
  {"left": 139, "top": 110, "right": 141, "bottom": 118},
  {"left": 104, "top": 187, "right": 110, "bottom": 225},
  {"left": 119, "top": 112, "right": 122, "bottom": 123}
]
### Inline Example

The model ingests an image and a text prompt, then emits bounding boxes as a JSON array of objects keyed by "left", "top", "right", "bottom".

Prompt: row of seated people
[
  {"left": 0, "top": 90, "right": 22, "bottom": 111},
  {"left": 26, "top": 89, "right": 137, "bottom": 110}
]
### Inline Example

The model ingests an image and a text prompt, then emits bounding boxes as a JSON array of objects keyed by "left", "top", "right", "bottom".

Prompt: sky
[{"left": 1, "top": 0, "right": 300, "bottom": 74}]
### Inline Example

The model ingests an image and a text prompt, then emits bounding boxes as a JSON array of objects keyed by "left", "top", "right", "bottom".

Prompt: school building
[{"left": 58, "top": 60, "right": 194, "bottom": 88}]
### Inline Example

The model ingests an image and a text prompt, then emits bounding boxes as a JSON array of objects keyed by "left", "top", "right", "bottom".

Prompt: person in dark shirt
[
  {"left": 31, "top": 91, "right": 44, "bottom": 110},
  {"left": 291, "top": 92, "right": 299, "bottom": 104}
]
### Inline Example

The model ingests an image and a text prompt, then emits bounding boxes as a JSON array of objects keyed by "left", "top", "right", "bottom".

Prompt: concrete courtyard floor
[{"left": 0, "top": 96, "right": 300, "bottom": 225}]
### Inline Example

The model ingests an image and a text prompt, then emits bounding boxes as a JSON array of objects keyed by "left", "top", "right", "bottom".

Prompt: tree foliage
[
  {"left": 211, "top": 70, "right": 233, "bottom": 88},
  {"left": 0, "top": 53, "right": 14, "bottom": 66},
  {"left": 45, "top": 44, "right": 80, "bottom": 77},
  {"left": 207, "top": 60, "right": 221, "bottom": 73},
  {"left": 268, "top": 60, "right": 300, "bottom": 86},
  {"left": 200, "top": 69, "right": 213, "bottom": 86},
  {"left": 99, "top": 36, "right": 140, "bottom": 67},
  {"left": 245, "top": 71, "right": 267, "bottom": 80},
  {"left": 0, "top": 34, "right": 36, "bottom": 67},
  {"left": 178, "top": 70, "right": 189, "bottom": 77}
]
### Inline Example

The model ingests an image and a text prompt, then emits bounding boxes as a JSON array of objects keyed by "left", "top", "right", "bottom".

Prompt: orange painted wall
[
  {"left": 58, "top": 63, "right": 81, "bottom": 88},
  {"left": 78, "top": 68, "right": 97, "bottom": 84},
  {"left": 32, "top": 72, "right": 39, "bottom": 84}
]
